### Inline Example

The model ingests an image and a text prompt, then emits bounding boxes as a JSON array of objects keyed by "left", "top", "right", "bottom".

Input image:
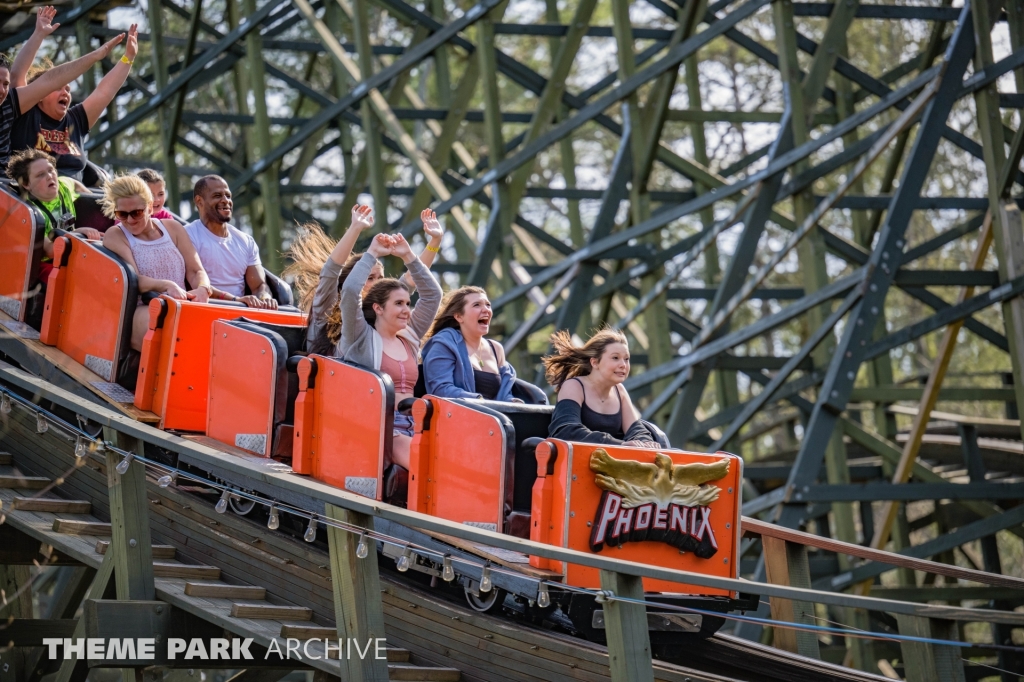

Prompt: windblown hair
[
  {"left": 26, "top": 59, "right": 53, "bottom": 84},
  {"left": 7, "top": 148, "right": 55, "bottom": 187},
  {"left": 99, "top": 174, "right": 153, "bottom": 219},
  {"left": 542, "top": 328, "right": 629, "bottom": 389},
  {"left": 422, "top": 286, "right": 487, "bottom": 343},
  {"left": 136, "top": 169, "right": 165, "bottom": 185},
  {"left": 284, "top": 222, "right": 381, "bottom": 353},
  {"left": 362, "top": 279, "right": 409, "bottom": 327}
]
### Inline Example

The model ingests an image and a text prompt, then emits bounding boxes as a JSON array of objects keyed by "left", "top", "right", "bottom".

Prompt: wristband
[
  {"left": 425, "top": 243, "right": 440, "bottom": 253},
  {"left": 120, "top": 55, "right": 133, "bottom": 65}
]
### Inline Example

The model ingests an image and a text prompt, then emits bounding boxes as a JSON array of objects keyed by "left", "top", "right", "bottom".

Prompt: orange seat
[
  {"left": 292, "top": 355, "right": 394, "bottom": 499},
  {"left": 0, "top": 188, "right": 44, "bottom": 324},
  {"left": 530, "top": 440, "right": 742, "bottom": 594},
  {"left": 135, "top": 297, "right": 305, "bottom": 431},
  {"left": 39, "top": 235, "right": 137, "bottom": 382},
  {"left": 207, "top": 318, "right": 307, "bottom": 457},
  {"left": 407, "top": 397, "right": 515, "bottom": 533}
]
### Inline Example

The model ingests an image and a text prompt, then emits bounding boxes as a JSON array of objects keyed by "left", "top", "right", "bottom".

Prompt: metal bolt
[
  {"left": 129, "top": 539, "right": 137, "bottom": 547},
  {"left": 726, "top": 523, "right": 731, "bottom": 529},
  {"left": 723, "top": 558, "right": 728, "bottom": 564},
  {"left": 831, "top": 390, "right": 839, "bottom": 397},
  {"left": 489, "top": 430, "right": 493, "bottom": 436},
  {"left": 261, "top": 349, "right": 265, "bottom": 354},
  {"left": 370, "top": 388, "right": 374, "bottom": 393},
  {"left": 728, "top": 487, "right": 733, "bottom": 494},
  {"left": 586, "top": 521, "right": 592, "bottom": 527},
  {"left": 870, "top": 283, "right": 877, "bottom": 292},
  {"left": 847, "top": 372, "right": 855, "bottom": 380},
  {"left": 570, "top": 512, "right": 575, "bottom": 517},
  {"left": 330, "top": 370, "right": 335, "bottom": 375},
  {"left": 871, "top": 306, "right": 879, "bottom": 315},
  {"left": 155, "top": 605, "right": 163, "bottom": 614},
  {"left": 572, "top": 475, "right": 577, "bottom": 480}
]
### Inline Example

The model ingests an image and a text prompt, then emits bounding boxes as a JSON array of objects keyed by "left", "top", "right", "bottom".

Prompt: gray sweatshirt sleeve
[
  {"left": 307, "top": 258, "right": 343, "bottom": 343},
  {"left": 340, "top": 252, "right": 375, "bottom": 346},
  {"left": 406, "top": 258, "right": 443, "bottom": 340}
]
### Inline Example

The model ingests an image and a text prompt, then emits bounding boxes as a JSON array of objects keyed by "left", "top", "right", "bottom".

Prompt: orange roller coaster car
[{"left": 0, "top": 188, "right": 44, "bottom": 324}]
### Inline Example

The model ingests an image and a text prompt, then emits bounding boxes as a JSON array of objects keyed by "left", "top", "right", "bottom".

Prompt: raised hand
[
  {"left": 34, "top": 6, "right": 59, "bottom": 36},
  {"left": 94, "top": 33, "right": 125, "bottom": 60},
  {"left": 421, "top": 209, "right": 443, "bottom": 243},
  {"left": 367, "top": 233, "right": 393, "bottom": 258},
  {"left": 124, "top": 24, "right": 138, "bottom": 62},
  {"left": 350, "top": 204, "right": 375, "bottom": 231},
  {"left": 391, "top": 234, "right": 414, "bottom": 262}
]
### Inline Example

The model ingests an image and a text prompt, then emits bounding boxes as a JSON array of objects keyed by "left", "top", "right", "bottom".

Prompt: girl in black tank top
[{"left": 571, "top": 377, "right": 624, "bottom": 439}]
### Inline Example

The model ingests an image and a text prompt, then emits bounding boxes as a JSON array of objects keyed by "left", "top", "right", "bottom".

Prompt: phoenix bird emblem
[{"left": 590, "top": 449, "right": 730, "bottom": 509}]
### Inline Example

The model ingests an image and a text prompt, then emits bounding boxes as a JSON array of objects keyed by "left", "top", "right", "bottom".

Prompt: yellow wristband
[
  {"left": 425, "top": 244, "right": 440, "bottom": 253},
  {"left": 120, "top": 55, "right": 133, "bottom": 65}
]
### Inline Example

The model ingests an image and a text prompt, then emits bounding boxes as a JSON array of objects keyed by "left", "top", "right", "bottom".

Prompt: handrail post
[
  {"left": 598, "top": 570, "right": 655, "bottom": 682},
  {"left": 895, "top": 615, "right": 965, "bottom": 682},
  {"left": 325, "top": 503, "right": 388, "bottom": 682},
  {"left": 104, "top": 428, "right": 156, "bottom": 603},
  {"left": 761, "top": 535, "right": 820, "bottom": 659}
]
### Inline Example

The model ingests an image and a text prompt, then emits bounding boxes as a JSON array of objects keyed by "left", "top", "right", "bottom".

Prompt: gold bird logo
[{"left": 589, "top": 449, "right": 730, "bottom": 509}]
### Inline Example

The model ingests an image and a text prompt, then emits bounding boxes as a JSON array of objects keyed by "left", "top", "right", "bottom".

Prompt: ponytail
[{"left": 542, "top": 328, "right": 629, "bottom": 389}]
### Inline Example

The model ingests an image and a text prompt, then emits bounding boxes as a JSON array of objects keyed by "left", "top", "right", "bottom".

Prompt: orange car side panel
[
  {"left": 53, "top": 240, "right": 129, "bottom": 382},
  {"left": 409, "top": 397, "right": 506, "bottom": 532},
  {"left": 305, "top": 356, "right": 387, "bottom": 499},
  {"left": 529, "top": 440, "right": 559, "bottom": 571},
  {"left": 139, "top": 299, "right": 305, "bottom": 431},
  {"left": 39, "top": 237, "right": 70, "bottom": 344},
  {"left": 0, "top": 196, "right": 40, "bottom": 323},
  {"left": 207, "top": 320, "right": 280, "bottom": 457},
  {"left": 537, "top": 440, "right": 742, "bottom": 595},
  {"left": 291, "top": 357, "right": 317, "bottom": 475},
  {"left": 134, "top": 300, "right": 167, "bottom": 411}
]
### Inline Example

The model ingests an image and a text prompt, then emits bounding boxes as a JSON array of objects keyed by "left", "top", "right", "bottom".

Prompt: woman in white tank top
[{"left": 100, "top": 175, "right": 214, "bottom": 350}]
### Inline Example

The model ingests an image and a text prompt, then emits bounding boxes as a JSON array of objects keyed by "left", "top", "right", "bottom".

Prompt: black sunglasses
[{"left": 114, "top": 208, "right": 147, "bottom": 221}]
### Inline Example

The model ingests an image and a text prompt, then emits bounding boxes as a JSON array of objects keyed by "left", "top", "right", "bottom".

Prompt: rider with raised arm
[
  {"left": 183, "top": 175, "right": 277, "bottom": 309},
  {"left": 9, "top": 22, "right": 138, "bottom": 181},
  {"left": 337, "top": 233, "right": 443, "bottom": 470},
  {"left": 284, "top": 205, "right": 444, "bottom": 355},
  {"left": 0, "top": 7, "right": 126, "bottom": 170}
]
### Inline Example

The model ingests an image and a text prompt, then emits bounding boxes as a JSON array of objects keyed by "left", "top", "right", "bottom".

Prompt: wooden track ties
[
  {"left": 152, "top": 562, "right": 221, "bottom": 579},
  {"left": 229, "top": 603, "right": 313, "bottom": 620},
  {"left": 0, "top": 475, "right": 51, "bottom": 490}
]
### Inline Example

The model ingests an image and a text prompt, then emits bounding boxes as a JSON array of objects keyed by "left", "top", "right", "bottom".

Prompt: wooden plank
[
  {"left": 742, "top": 516, "right": 1024, "bottom": 589},
  {"left": 326, "top": 503, "right": 389, "bottom": 682},
  {"left": 152, "top": 562, "right": 221, "bottom": 579},
  {"left": 104, "top": 428, "right": 156, "bottom": 603},
  {"left": 52, "top": 519, "right": 111, "bottom": 536},
  {"left": 0, "top": 476, "right": 51, "bottom": 490},
  {"left": 280, "top": 624, "right": 336, "bottom": 638},
  {"left": 229, "top": 603, "right": 313, "bottom": 620},
  {"left": 0, "top": 453, "right": 12, "bottom": 466},
  {"left": 0, "top": 321, "right": 160, "bottom": 423},
  {"left": 12, "top": 497, "right": 91, "bottom": 513},
  {"left": 387, "top": 665, "right": 460, "bottom": 681},
  {"left": 184, "top": 582, "right": 267, "bottom": 599},
  {"left": 426, "top": 530, "right": 563, "bottom": 580},
  {"left": 598, "top": 570, "right": 654, "bottom": 682},
  {"left": 95, "top": 540, "right": 176, "bottom": 559}
]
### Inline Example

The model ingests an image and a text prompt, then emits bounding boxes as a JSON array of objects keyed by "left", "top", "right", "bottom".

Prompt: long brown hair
[
  {"left": 284, "top": 222, "right": 378, "bottom": 351},
  {"left": 542, "top": 328, "right": 629, "bottom": 389},
  {"left": 422, "top": 286, "right": 487, "bottom": 342},
  {"left": 362, "top": 279, "right": 409, "bottom": 326}
]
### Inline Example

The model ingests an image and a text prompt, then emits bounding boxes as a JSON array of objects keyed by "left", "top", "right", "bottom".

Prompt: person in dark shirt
[
  {"left": 542, "top": 328, "right": 657, "bottom": 447},
  {"left": 0, "top": 6, "right": 125, "bottom": 169},
  {"left": 9, "top": 23, "right": 137, "bottom": 181}
]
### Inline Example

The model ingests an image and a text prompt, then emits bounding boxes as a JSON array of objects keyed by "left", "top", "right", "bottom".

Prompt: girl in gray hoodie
[{"left": 337, "top": 233, "right": 443, "bottom": 469}]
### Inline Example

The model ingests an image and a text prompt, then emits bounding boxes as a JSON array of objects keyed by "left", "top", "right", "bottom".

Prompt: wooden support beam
[
  {"left": 13, "top": 497, "right": 90, "bottom": 513},
  {"left": 230, "top": 604, "right": 312, "bottom": 620},
  {"left": 96, "top": 540, "right": 175, "bottom": 559},
  {"left": 761, "top": 536, "right": 821, "bottom": 659},
  {"left": 0, "top": 476, "right": 50, "bottom": 489},
  {"left": 52, "top": 519, "right": 112, "bottom": 536},
  {"left": 325, "top": 503, "right": 388, "bottom": 682},
  {"left": 895, "top": 615, "right": 966, "bottom": 682},
  {"left": 152, "top": 563, "right": 221, "bottom": 579},
  {"left": 104, "top": 428, "right": 155, "bottom": 603},
  {"left": 0, "top": 619, "right": 77, "bottom": 645},
  {"left": 184, "top": 582, "right": 266, "bottom": 599},
  {"left": 55, "top": 553, "right": 115, "bottom": 682},
  {"left": 598, "top": 570, "right": 655, "bottom": 682}
]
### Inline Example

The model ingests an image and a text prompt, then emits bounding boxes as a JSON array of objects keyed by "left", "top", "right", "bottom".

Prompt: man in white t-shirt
[{"left": 184, "top": 175, "right": 277, "bottom": 309}]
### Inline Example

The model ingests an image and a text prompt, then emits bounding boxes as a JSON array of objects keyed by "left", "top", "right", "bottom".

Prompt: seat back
[
  {"left": 39, "top": 236, "right": 137, "bottom": 382},
  {"left": 135, "top": 298, "right": 305, "bottom": 431},
  {"left": 73, "top": 192, "right": 115, "bottom": 232},
  {"left": 0, "top": 188, "right": 45, "bottom": 322},
  {"left": 207, "top": 319, "right": 306, "bottom": 456},
  {"left": 408, "top": 397, "right": 514, "bottom": 533},
  {"left": 485, "top": 402, "right": 554, "bottom": 512},
  {"left": 530, "top": 440, "right": 742, "bottom": 594},
  {"left": 292, "top": 356, "right": 394, "bottom": 499}
]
